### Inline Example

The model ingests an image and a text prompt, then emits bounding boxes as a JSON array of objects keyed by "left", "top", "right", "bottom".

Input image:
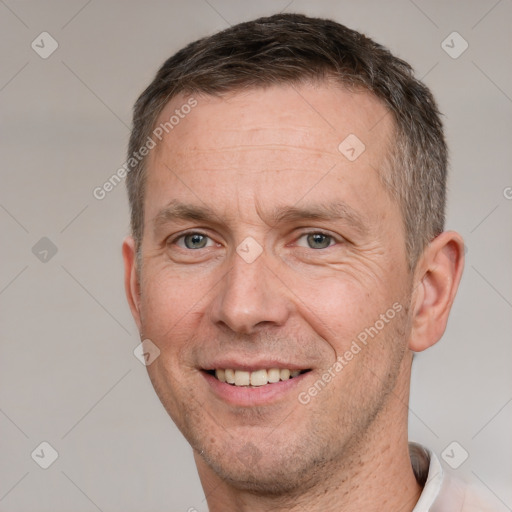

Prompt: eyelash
[
  {"left": 170, "top": 231, "right": 217, "bottom": 249},
  {"left": 168, "top": 230, "right": 340, "bottom": 250},
  {"left": 293, "top": 231, "right": 337, "bottom": 250}
]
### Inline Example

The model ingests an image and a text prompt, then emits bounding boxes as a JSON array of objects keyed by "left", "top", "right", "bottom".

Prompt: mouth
[{"left": 204, "top": 368, "right": 311, "bottom": 387}]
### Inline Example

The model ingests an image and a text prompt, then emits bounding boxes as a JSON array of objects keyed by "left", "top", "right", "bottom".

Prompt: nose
[{"left": 208, "top": 247, "right": 291, "bottom": 335}]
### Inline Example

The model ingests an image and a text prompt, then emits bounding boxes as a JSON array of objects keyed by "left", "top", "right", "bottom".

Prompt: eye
[
  {"left": 174, "top": 232, "right": 215, "bottom": 250},
  {"left": 296, "top": 232, "right": 336, "bottom": 249}
]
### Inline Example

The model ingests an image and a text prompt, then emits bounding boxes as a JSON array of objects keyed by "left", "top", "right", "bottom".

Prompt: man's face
[{"left": 129, "top": 83, "right": 415, "bottom": 492}]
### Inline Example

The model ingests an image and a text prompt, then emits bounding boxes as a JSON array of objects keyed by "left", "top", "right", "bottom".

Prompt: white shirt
[{"left": 411, "top": 445, "right": 505, "bottom": 512}]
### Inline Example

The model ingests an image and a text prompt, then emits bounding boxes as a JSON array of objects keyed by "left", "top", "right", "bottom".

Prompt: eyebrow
[
  {"left": 153, "top": 200, "right": 220, "bottom": 232},
  {"left": 153, "top": 199, "right": 368, "bottom": 235},
  {"left": 265, "top": 202, "right": 368, "bottom": 234}
]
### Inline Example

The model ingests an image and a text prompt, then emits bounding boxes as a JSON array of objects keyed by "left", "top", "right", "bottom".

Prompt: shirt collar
[{"left": 411, "top": 444, "right": 444, "bottom": 512}]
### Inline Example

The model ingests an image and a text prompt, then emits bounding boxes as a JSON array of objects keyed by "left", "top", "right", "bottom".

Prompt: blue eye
[
  {"left": 176, "top": 233, "right": 213, "bottom": 249},
  {"left": 297, "top": 232, "right": 335, "bottom": 249}
]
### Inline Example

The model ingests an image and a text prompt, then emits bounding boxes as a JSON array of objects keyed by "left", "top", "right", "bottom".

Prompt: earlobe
[
  {"left": 122, "top": 236, "right": 142, "bottom": 332},
  {"left": 408, "top": 231, "right": 465, "bottom": 352}
]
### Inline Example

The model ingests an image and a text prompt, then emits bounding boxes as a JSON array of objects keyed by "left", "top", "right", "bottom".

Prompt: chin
[
  {"left": 203, "top": 451, "right": 322, "bottom": 495},
  {"left": 193, "top": 429, "right": 335, "bottom": 496}
]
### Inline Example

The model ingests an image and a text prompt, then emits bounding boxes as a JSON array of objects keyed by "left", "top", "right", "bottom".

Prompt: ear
[
  {"left": 408, "top": 231, "right": 465, "bottom": 352},
  {"left": 122, "top": 236, "right": 142, "bottom": 332}
]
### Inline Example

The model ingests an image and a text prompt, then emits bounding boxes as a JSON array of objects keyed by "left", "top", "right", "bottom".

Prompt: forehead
[
  {"left": 152, "top": 83, "right": 393, "bottom": 164},
  {"left": 144, "top": 83, "right": 398, "bottom": 228}
]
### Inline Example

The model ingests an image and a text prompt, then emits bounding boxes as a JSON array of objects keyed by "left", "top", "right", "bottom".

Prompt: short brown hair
[{"left": 126, "top": 13, "right": 447, "bottom": 267}]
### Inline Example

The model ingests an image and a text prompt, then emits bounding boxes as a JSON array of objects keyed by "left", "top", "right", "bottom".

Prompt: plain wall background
[{"left": 1, "top": 1, "right": 511, "bottom": 510}]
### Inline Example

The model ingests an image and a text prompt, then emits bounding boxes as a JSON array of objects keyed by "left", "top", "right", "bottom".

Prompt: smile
[{"left": 207, "top": 368, "right": 310, "bottom": 387}]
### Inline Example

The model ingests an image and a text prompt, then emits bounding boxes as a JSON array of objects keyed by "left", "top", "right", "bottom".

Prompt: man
[{"left": 121, "top": 13, "right": 491, "bottom": 511}]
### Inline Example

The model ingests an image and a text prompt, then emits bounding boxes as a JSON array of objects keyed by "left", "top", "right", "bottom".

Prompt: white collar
[{"left": 411, "top": 447, "right": 444, "bottom": 512}]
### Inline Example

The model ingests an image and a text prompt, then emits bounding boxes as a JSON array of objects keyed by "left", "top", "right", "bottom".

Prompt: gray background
[{"left": 1, "top": 1, "right": 511, "bottom": 511}]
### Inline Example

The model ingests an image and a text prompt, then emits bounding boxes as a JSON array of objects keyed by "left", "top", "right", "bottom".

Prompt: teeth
[
  {"left": 234, "top": 370, "right": 250, "bottom": 386},
  {"left": 212, "top": 368, "right": 305, "bottom": 386},
  {"left": 267, "top": 368, "right": 281, "bottom": 383},
  {"left": 225, "top": 369, "right": 235, "bottom": 384},
  {"left": 250, "top": 369, "right": 268, "bottom": 387}
]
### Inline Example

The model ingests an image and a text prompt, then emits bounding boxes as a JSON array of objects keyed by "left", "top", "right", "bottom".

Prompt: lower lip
[{"left": 201, "top": 371, "right": 310, "bottom": 406}]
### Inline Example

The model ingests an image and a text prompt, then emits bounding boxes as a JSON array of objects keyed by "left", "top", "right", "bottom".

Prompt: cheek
[
  {"left": 281, "top": 267, "right": 400, "bottom": 358},
  {"left": 139, "top": 267, "right": 206, "bottom": 344}
]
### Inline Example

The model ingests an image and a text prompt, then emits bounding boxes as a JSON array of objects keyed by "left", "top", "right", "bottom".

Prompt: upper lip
[{"left": 201, "top": 358, "right": 311, "bottom": 372}]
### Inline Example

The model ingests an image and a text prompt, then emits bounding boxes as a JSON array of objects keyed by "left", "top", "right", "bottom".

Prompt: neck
[{"left": 195, "top": 358, "right": 422, "bottom": 512}]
